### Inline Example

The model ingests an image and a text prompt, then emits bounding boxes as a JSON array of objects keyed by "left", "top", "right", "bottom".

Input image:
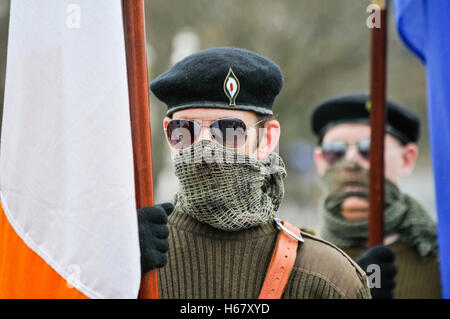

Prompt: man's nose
[
  {"left": 345, "top": 144, "right": 370, "bottom": 169},
  {"left": 197, "top": 125, "right": 213, "bottom": 142},
  {"left": 345, "top": 144, "right": 361, "bottom": 162}
]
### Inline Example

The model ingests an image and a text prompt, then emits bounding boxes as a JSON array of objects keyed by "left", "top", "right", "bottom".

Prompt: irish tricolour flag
[{"left": 0, "top": 0, "right": 141, "bottom": 298}]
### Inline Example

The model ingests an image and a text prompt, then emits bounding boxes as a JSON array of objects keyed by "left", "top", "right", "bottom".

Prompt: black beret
[
  {"left": 310, "top": 93, "right": 420, "bottom": 144},
  {"left": 150, "top": 47, "right": 283, "bottom": 116}
]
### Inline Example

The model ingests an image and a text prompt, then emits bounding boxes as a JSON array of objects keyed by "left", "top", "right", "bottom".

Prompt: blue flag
[{"left": 395, "top": 0, "right": 450, "bottom": 298}]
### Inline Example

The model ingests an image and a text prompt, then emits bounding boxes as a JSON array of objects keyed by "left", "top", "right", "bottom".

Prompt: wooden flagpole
[
  {"left": 122, "top": 0, "right": 158, "bottom": 299},
  {"left": 369, "top": 0, "right": 389, "bottom": 247}
]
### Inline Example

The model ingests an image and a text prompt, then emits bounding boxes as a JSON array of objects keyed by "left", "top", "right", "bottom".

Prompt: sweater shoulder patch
[
  {"left": 293, "top": 231, "right": 370, "bottom": 298},
  {"left": 298, "top": 231, "right": 366, "bottom": 276}
]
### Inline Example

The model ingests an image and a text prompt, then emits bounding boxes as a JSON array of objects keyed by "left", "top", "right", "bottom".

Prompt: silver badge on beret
[{"left": 224, "top": 67, "right": 240, "bottom": 106}]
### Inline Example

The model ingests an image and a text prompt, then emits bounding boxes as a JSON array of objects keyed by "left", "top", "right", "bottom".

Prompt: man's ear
[
  {"left": 401, "top": 143, "right": 419, "bottom": 177},
  {"left": 256, "top": 120, "right": 281, "bottom": 160},
  {"left": 314, "top": 146, "right": 328, "bottom": 177},
  {"left": 163, "top": 117, "right": 171, "bottom": 130},
  {"left": 163, "top": 117, "right": 178, "bottom": 154}
]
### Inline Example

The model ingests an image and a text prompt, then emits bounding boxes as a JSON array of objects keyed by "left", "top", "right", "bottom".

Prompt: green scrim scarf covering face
[
  {"left": 172, "top": 140, "right": 287, "bottom": 232},
  {"left": 320, "top": 160, "right": 438, "bottom": 257}
]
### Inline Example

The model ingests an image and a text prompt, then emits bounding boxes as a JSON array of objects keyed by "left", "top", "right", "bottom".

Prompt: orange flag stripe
[{"left": 0, "top": 203, "right": 87, "bottom": 299}]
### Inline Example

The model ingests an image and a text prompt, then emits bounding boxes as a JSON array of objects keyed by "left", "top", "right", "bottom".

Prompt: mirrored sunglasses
[
  {"left": 164, "top": 118, "right": 265, "bottom": 150},
  {"left": 321, "top": 139, "right": 371, "bottom": 165}
]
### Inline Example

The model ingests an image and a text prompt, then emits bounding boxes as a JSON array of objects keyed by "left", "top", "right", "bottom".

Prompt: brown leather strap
[{"left": 258, "top": 220, "right": 302, "bottom": 299}]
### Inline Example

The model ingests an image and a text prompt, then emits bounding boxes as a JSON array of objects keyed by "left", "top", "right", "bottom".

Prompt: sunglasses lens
[
  {"left": 166, "top": 120, "right": 199, "bottom": 149},
  {"left": 321, "top": 141, "right": 347, "bottom": 165},
  {"left": 210, "top": 118, "right": 247, "bottom": 148},
  {"left": 358, "top": 139, "right": 371, "bottom": 160}
]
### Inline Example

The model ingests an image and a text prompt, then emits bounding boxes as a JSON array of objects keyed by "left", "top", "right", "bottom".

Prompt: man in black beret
[
  {"left": 311, "top": 93, "right": 441, "bottom": 298},
  {"left": 139, "top": 47, "right": 371, "bottom": 299}
]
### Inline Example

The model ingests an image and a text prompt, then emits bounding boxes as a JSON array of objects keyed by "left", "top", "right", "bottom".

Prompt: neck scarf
[{"left": 172, "top": 140, "right": 286, "bottom": 232}]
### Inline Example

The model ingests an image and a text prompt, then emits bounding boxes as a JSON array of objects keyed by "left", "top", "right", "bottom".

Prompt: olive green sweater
[
  {"left": 158, "top": 211, "right": 371, "bottom": 299},
  {"left": 344, "top": 241, "right": 441, "bottom": 299}
]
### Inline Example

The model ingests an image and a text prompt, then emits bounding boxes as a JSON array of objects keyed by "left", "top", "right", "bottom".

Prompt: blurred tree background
[{"left": 0, "top": 0, "right": 434, "bottom": 229}]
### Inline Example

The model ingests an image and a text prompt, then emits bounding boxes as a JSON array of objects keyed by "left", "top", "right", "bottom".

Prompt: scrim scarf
[{"left": 172, "top": 140, "right": 287, "bottom": 232}]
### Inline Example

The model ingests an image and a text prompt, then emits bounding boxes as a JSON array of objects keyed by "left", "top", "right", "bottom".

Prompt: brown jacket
[{"left": 158, "top": 211, "right": 371, "bottom": 299}]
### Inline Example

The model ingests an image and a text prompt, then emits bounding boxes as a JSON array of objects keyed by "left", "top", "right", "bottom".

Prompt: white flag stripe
[{"left": 1, "top": 0, "right": 140, "bottom": 298}]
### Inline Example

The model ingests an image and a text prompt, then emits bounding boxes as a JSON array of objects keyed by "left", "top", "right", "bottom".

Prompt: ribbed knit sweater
[
  {"left": 158, "top": 211, "right": 371, "bottom": 299},
  {"left": 344, "top": 241, "right": 441, "bottom": 299}
]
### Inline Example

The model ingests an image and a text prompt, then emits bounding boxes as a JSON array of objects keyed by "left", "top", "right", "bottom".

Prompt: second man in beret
[{"left": 311, "top": 93, "right": 441, "bottom": 298}]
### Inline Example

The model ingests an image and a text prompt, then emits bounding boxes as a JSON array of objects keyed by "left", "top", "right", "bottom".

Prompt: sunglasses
[
  {"left": 164, "top": 118, "right": 265, "bottom": 150},
  {"left": 321, "top": 139, "right": 371, "bottom": 165}
]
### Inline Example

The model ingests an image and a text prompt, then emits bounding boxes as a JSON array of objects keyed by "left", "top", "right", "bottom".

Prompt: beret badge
[{"left": 223, "top": 67, "right": 240, "bottom": 106}]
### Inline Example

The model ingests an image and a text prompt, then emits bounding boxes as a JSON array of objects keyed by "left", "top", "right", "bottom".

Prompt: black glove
[
  {"left": 137, "top": 202, "right": 174, "bottom": 276},
  {"left": 355, "top": 245, "right": 397, "bottom": 299}
]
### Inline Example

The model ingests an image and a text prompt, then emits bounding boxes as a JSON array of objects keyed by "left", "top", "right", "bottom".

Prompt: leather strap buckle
[{"left": 274, "top": 218, "right": 304, "bottom": 243}]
